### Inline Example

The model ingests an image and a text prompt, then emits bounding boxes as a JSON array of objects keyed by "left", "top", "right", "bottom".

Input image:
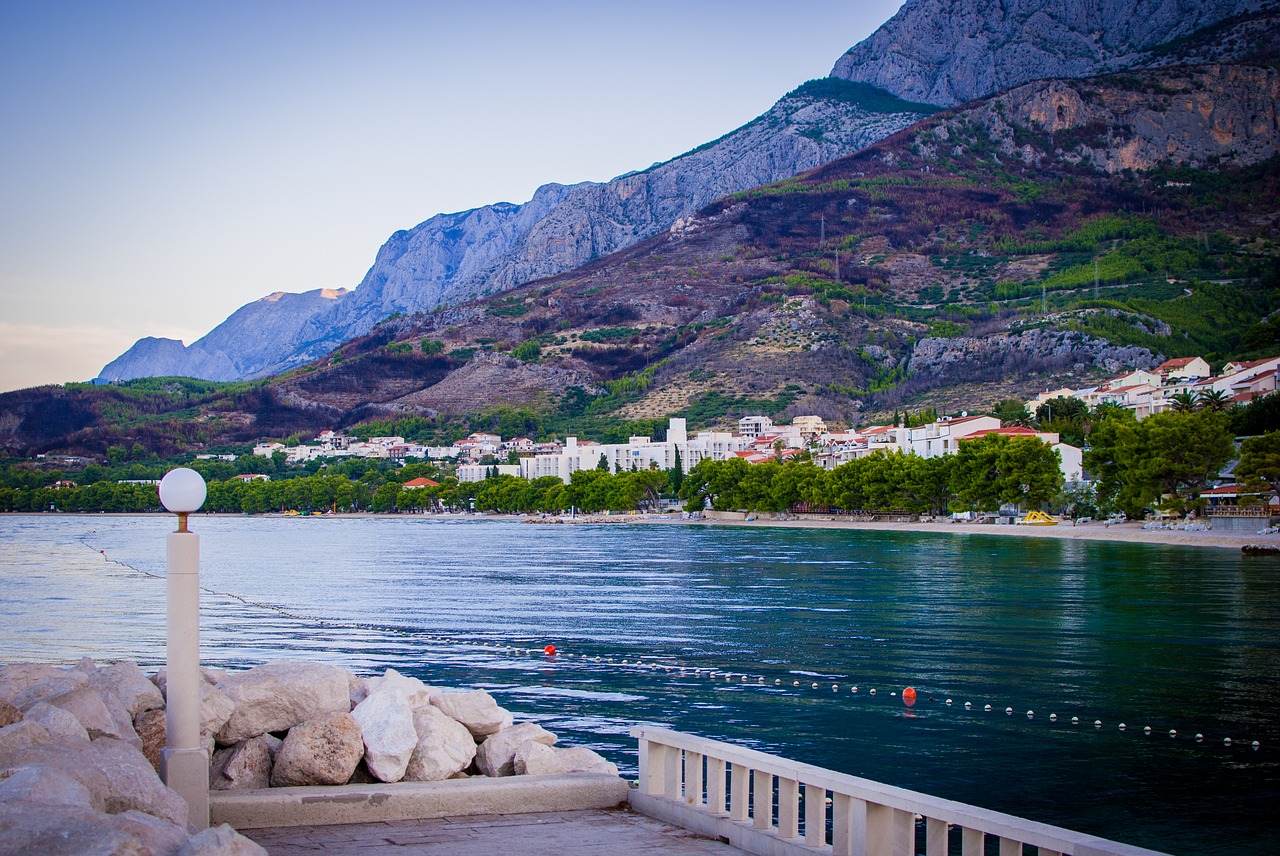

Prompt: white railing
[{"left": 631, "top": 727, "right": 1171, "bottom": 856}]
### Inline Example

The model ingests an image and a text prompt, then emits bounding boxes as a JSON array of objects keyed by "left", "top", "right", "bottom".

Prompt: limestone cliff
[{"left": 829, "top": 0, "right": 1273, "bottom": 106}]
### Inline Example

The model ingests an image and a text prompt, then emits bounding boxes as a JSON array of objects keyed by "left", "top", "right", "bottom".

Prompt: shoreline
[{"left": 11, "top": 510, "right": 1278, "bottom": 551}]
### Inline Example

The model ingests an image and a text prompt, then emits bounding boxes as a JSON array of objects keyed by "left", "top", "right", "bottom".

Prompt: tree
[
  {"left": 1034, "top": 396, "right": 1087, "bottom": 427},
  {"left": 668, "top": 447, "right": 684, "bottom": 495},
  {"left": 1196, "top": 388, "right": 1231, "bottom": 413},
  {"left": 1168, "top": 391, "right": 1198, "bottom": 413},
  {"left": 949, "top": 434, "right": 1063, "bottom": 511},
  {"left": 992, "top": 399, "right": 1031, "bottom": 427},
  {"left": 1234, "top": 431, "right": 1280, "bottom": 505}
]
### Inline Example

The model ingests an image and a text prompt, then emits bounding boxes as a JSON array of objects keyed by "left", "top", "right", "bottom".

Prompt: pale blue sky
[{"left": 0, "top": 1, "right": 904, "bottom": 392}]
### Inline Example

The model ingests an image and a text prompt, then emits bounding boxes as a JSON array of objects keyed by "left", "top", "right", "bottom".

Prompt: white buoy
[
  {"left": 1005, "top": 707, "right": 1013, "bottom": 715},
  {"left": 890, "top": 691, "right": 897, "bottom": 697},
  {"left": 1050, "top": 714, "right": 1057, "bottom": 721},
  {"left": 1094, "top": 720, "right": 1102, "bottom": 728},
  {"left": 1252, "top": 741, "right": 1260, "bottom": 749},
  {"left": 870, "top": 688, "right": 877, "bottom": 695},
  {"left": 1224, "top": 737, "right": 1232, "bottom": 746},
  {"left": 945, "top": 698, "right": 952, "bottom": 705},
  {"left": 1169, "top": 730, "right": 1177, "bottom": 738},
  {"left": 985, "top": 704, "right": 992, "bottom": 712},
  {"left": 832, "top": 685, "right": 839, "bottom": 691},
  {"left": 794, "top": 681, "right": 800, "bottom": 686},
  {"left": 1071, "top": 716, "right": 1079, "bottom": 724},
  {"left": 1027, "top": 710, "right": 1034, "bottom": 718},
  {"left": 852, "top": 686, "right": 858, "bottom": 693},
  {"left": 1195, "top": 733, "right": 1204, "bottom": 741},
  {"left": 965, "top": 702, "right": 972, "bottom": 709},
  {"left": 811, "top": 682, "right": 819, "bottom": 689},
  {"left": 1119, "top": 723, "right": 1127, "bottom": 730},
  {"left": 775, "top": 679, "right": 782, "bottom": 685}
]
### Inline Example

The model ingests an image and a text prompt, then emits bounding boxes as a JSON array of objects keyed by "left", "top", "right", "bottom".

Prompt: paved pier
[{"left": 242, "top": 807, "right": 745, "bottom": 855}]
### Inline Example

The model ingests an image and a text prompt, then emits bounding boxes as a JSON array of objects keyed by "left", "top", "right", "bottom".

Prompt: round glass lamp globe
[{"left": 159, "top": 468, "right": 207, "bottom": 514}]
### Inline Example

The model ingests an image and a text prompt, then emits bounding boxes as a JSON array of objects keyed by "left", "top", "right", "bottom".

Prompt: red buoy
[
  {"left": 543, "top": 644, "right": 556, "bottom": 656},
  {"left": 902, "top": 687, "right": 917, "bottom": 706}
]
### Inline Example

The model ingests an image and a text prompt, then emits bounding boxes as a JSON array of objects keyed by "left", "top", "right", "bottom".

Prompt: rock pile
[{"left": 0, "top": 657, "right": 619, "bottom": 854}]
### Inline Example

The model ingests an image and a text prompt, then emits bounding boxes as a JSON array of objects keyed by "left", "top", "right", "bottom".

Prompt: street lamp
[{"left": 158, "top": 467, "right": 209, "bottom": 830}]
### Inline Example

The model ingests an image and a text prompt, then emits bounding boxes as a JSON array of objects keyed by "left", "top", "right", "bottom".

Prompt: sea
[{"left": 0, "top": 514, "right": 1276, "bottom": 855}]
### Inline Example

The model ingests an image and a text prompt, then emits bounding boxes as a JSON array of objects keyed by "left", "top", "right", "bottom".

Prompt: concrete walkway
[{"left": 241, "top": 807, "right": 746, "bottom": 855}]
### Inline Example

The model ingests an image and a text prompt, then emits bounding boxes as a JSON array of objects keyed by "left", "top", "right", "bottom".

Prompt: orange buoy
[
  {"left": 543, "top": 644, "right": 556, "bottom": 656},
  {"left": 902, "top": 687, "right": 917, "bottom": 706}
]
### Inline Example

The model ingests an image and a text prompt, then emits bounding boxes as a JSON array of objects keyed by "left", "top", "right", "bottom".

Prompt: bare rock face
[
  {"left": 133, "top": 707, "right": 166, "bottom": 772},
  {"left": 829, "top": 0, "right": 1266, "bottom": 106},
  {"left": 0, "top": 800, "right": 187, "bottom": 856},
  {"left": 0, "top": 737, "right": 188, "bottom": 827},
  {"left": 350, "top": 685, "right": 418, "bottom": 783},
  {"left": 269, "top": 711, "right": 363, "bottom": 787},
  {"left": 513, "top": 742, "right": 619, "bottom": 777},
  {"left": 178, "top": 823, "right": 270, "bottom": 856},
  {"left": 475, "top": 722, "right": 557, "bottom": 778},
  {"left": 215, "top": 660, "right": 350, "bottom": 744},
  {"left": 429, "top": 689, "right": 513, "bottom": 740},
  {"left": 403, "top": 705, "right": 476, "bottom": 782},
  {"left": 0, "top": 699, "right": 19, "bottom": 728},
  {"left": 210, "top": 736, "right": 274, "bottom": 791},
  {"left": 24, "top": 701, "right": 90, "bottom": 743}
]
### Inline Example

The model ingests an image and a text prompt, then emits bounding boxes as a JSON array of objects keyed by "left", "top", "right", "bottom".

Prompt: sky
[{"left": 0, "top": 0, "right": 905, "bottom": 393}]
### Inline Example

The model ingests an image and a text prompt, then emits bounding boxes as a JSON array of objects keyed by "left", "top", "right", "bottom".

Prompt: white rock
[
  {"left": 178, "top": 823, "right": 269, "bottom": 856},
  {"left": 347, "top": 671, "right": 369, "bottom": 709},
  {"left": 475, "top": 722, "right": 556, "bottom": 777},
  {"left": 269, "top": 711, "right": 363, "bottom": 787},
  {"left": 210, "top": 736, "right": 274, "bottom": 791},
  {"left": 351, "top": 686, "right": 417, "bottom": 782},
  {"left": 14, "top": 677, "right": 131, "bottom": 743},
  {"left": 403, "top": 705, "right": 477, "bottom": 782},
  {"left": 0, "top": 719, "right": 51, "bottom": 756},
  {"left": 0, "top": 800, "right": 186, "bottom": 856},
  {"left": 430, "top": 689, "right": 513, "bottom": 739},
  {"left": 201, "top": 681, "right": 236, "bottom": 743},
  {"left": 25, "top": 701, "right": 90, "bottom": 743},
  {"left": 86, "top": 660, "right": 166, "bottom": 717},
  {"left": 0, "top": 737, "right": 188, "bottom": 826},
  {"left": 512, "top": 743, "right": 615, "bottom": 776},
  {"left": 215, "top": 660, "right": 350, "bottom": 744},
  {"left": 0, "top": 663, "right": 74, "bottom": 701},
  {"left": 0, "top": 765, "right": 94, "bottom": 807},
  {"left": 367, "top": 668, "right": 434, "bottom": 708}
]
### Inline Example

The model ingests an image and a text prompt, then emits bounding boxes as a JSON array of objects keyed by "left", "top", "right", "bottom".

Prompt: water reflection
[{"left": 0, "top": 515, "right": 1276, "bottom": 855}]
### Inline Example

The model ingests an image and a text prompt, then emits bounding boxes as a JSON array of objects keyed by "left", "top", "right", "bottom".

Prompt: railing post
[
  {"left": 778, "top": 777, "right": 800, "bottom": 839},
  {"left": 832, "top": 793, "right": 867, "bottom": 856},
  {"left": 663, "top": 744, "right": 682, "bottom": 800},
  {"left": 926, "top": 817, "right": 948, "bottom": 856},
  {"left": 640, "top": 739, "right": 663, "bottom": 796},
  {"left": 961, "top": 827, "right": 984, "bottom": 856},
  {"left": 753, "top": 769, "right": 774, "bottom": 830},
  {"left": 708, "top": 757, "right": 728, "bottom": 816},
  {"left": 804, "top": 783, "right": 827, "bottom": 848},
  {"left": 729, "top": 763, "right": 749, "bottom": 822},
  {"left": 685, "top": 751, "right": 704, "bottom": 808},
  {"left": 999, "top": 837, "right": 1021, "bottom": 856}
]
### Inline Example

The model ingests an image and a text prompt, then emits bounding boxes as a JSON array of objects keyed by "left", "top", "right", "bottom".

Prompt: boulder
[
  {"left": 269, "top": 711, "right": 363, "bottom": 787},
  {"left": 83, "top": 660, "right": 165, "bottom": 717},
  {"left": 13, "top": 678, "right": 132, "bottom": 743},
  {"left": 0, "top": 663, "right": 72, "bottom": 701},
  {"left": 0, "top": 737, "right": 188, "bottom": 827},
  {"left": 0, "top": 765, "right": 94, "bottom": 807},
  {"left": 210, "top": 736, "right": 273, "bottom": 791},
  {"left": 0, "top": 698, "right": 20, "bottom": 728},
  {"left": 367, "top": 668, "right": 433, "bottom": 709},
  {"left": 347, "top": 671, "right": 369, "bottom": 709},
  {"left": 0, "top": 719, "right": 51, "bottom": 756},
  {"left": 475, "top": 722, "right": 556, "bottom": 777},
  {"left": 25, "top": 701, "right": 90, "bottom": 744},
  {"left": 178, "top": 823, "right": 268, "bottom": 856},
  {"left": 429, "top": 689, "right": 513, "bottom": 739},
  {"left": 0, "top": 800, "right": 186, "bottom": 856},
  {"left": 133, "top": 707, "right": 166, "bottom": 772},
  {"left": 200, "top": 682, "right": 235, "bottom": 743},
  {"left": 216, "top": 661, "right": 349, "bottom": 744},
  {"left": 514, "top": 743, "right": 619, "bottom": 777},
  {"left": 403, "top": 705, "right": 476, "bottom": 782},
  {"left": 151, "top": 665, "right": 228, "bottom": 696},
  {"left": 350, "top": 687, "right": 417, "bottom": 782}
]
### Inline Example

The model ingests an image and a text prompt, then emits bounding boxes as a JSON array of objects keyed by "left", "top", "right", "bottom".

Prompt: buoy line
[{"left": 81, "top": 537, "right": 1268, "bottom": 754}]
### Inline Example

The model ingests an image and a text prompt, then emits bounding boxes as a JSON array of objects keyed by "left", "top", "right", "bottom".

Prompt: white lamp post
[{"left": 158, "top": 467, "right": 209, "bottom": 830}]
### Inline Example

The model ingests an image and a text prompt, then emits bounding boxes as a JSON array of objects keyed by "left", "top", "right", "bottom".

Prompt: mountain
[
  {"left": 829, "top": 0, "right": 1278, "bottom": 106},
  {"left": 12, "top": 56, "right": 1278, "bottom": 458},
  {"left": 98, "top": 0, "right": 1270, "bottom": 386},
  {"left": 99, "top": 83, "right": 936, "bottom": 383}
]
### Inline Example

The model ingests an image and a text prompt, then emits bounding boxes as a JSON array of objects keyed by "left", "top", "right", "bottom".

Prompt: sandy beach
[{"left": 641, "top": 513, "right": 1280, "bottom": 551}]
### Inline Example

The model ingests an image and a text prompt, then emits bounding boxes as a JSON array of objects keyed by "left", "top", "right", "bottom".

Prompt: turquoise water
[{"left": 1, "top": 514, "right": 1276, "bottom": 854}]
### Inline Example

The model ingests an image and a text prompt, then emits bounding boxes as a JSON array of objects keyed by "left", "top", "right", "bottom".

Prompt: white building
[{"left": 519, "top": 418, "right": 751, "bottom": 482}]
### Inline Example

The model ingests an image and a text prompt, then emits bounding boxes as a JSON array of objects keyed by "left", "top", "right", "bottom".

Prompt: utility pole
[{"left": 819, "top": 214, "right": 826, "bottom": 250}]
